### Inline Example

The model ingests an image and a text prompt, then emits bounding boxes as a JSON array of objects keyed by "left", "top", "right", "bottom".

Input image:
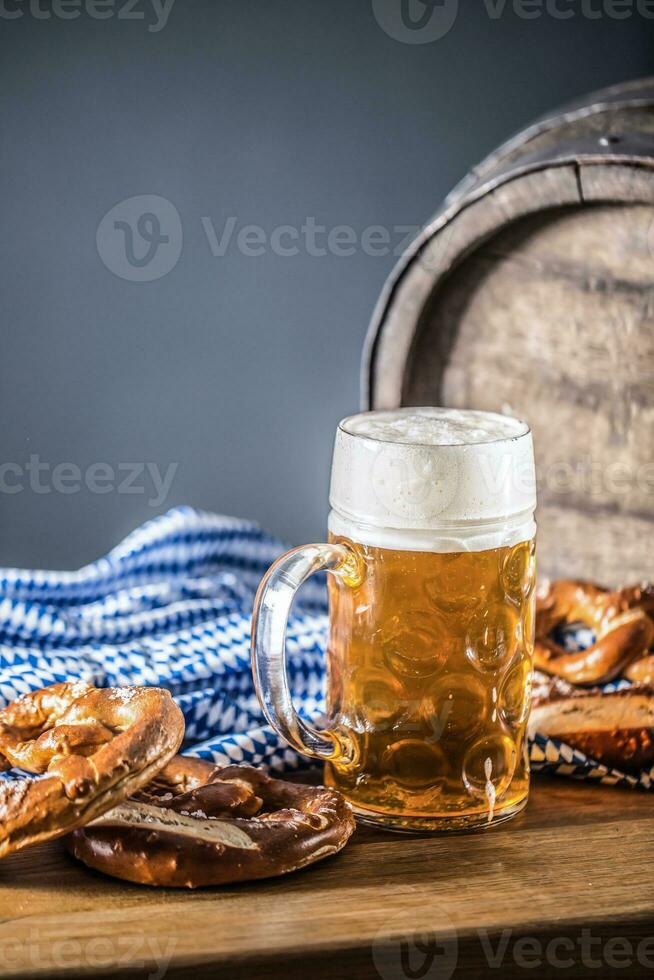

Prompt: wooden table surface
[{"left": 0, "top": 775, "right": 652, "bottom": 980}]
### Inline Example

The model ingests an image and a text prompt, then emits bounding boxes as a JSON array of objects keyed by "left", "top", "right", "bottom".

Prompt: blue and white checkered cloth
[
  {"left": 0, "top": 506, "right": 650, "bottom": 790},
  {"left": 0, "top": 507, "right": 328, "bottom": 774}
]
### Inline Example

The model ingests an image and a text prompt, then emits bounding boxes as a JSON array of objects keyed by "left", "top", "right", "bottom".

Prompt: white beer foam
[
  {"left": 329, "top": 408, "right": 536, "bottom": 553},
  {"left": 343, "top": 408, "right": 525, "bottom": 447},
  {"left": 328, "top": 510, "right": 535, "bottom": 554}
]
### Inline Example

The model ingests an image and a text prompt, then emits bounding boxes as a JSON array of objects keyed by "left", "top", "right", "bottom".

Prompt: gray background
[{"left": 1, "top": 0, "right": 653, "bottom": 569}]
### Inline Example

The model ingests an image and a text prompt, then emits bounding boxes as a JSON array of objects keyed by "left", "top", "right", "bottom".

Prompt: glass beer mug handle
[{"left": 251, "top": 542, "right": 360, "bottom": 765}]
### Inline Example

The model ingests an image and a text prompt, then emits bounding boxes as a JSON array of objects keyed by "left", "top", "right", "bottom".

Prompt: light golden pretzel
[
  {"left": 614, "top": 583, "right": 654, "bottom": 619},
  {"left": 535, "top": 580, "right": 654, "bottom": 686},
  {"left": 625, "top": 655, "right": 654, "bottom": 685},
  {"left": 0, "top": 682, "right": 185, "bottom": 858},
  {"left": 529, "top": 686, "right": 654, "bottom": 773},
  {"left": 67, "top": 757, "right": 356, "bottom": 888}
]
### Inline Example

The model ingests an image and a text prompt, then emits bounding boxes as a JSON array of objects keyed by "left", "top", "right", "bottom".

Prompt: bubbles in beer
[
  {"left": 425, "top": 673, "right": 487, "bottom": 741},
  {"left": 351, "top": 669, "right": 408, "bottom": 731},
  {"left": 501, "top": 540, "right": 535, "bottom": 605},
  {"left": 381, "top": 738, "right": 448, "bottom": 792},
  {"left": 462, "top": 733, "right": 517, "bottom": 801},
  {"left": 382, "top": 611, "right": 449, "bottom": 679},
  {"left": 424, "top": 552, "right": 487, "bottom": 617},
  {"left": 465, "top": 602, "right": 520, "bottom": 673},
  {"left": 523, "top": 590, "right": 536, "bottom": 647},
  {"left": 498, "top": 659, "right": 532, "bottom": 727},
  {"left": 325, "top": 538, "right": 534, "bottom": 830}
]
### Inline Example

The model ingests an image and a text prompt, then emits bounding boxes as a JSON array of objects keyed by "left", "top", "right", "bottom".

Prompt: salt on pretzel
[
  {"left": 534, "top": 580, "right": 654, "bottom": 686},
  {"left": 0, "top": 682, "right": 184, "bottom": 858},
  {"left": 67, "top": 757, "right": 356, "bottom": 888}
]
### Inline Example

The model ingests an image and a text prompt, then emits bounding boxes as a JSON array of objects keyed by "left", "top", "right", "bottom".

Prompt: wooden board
[{"left": 1, "top": 776, "right": 653, "bottom": 979}]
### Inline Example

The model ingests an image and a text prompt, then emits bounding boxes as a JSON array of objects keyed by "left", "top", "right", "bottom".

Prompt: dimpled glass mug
[{"left": 252, "top": 408, "right": 537, "bottom": 832}]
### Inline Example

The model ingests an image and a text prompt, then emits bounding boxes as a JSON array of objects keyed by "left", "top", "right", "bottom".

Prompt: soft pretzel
[
  {"left": 625, "top": 655, "right": 654, "bottom": 686},
  {"left": 535, "top": 580, "right": 654, "bottom": 685},
  {"left": 528, "top": 686, "right": 654, "bottom": 773},
  {"left": 614, "top": 583, "right": 654, "bottom": 619},
  {"left": 67, "top": 757, "right": 356, "bottom": 888},
  {"left": 0, "top": 682, "right": 184, "bottom": 859}
]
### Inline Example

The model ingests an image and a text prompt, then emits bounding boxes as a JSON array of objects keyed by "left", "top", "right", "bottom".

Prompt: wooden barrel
[{"left": 364, "top": 77, "right": 654, "bottom": 587}]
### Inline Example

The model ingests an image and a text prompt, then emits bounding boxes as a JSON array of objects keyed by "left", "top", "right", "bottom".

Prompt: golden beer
[
  {"left": 252, "top": 407, "right": 537, "bottom": 833},
  {"left": 325, "top": 538, "right": 535, "bottom": 831}
]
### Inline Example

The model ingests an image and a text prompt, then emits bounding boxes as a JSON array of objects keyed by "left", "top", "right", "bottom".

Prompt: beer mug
[{"left": 252, "top": 408, "right": 537, "bottom": 831}]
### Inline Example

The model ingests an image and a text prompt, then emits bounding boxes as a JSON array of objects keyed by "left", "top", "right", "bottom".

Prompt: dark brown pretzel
[
  {"left": 0, "top": 682, "right": 184, "bottom": 858},
  {"left": 67, "top": 757, "right": 356, "bottom": 888},
  {"left": 535, "top": 580, "right": 654, "bottom": 685}
]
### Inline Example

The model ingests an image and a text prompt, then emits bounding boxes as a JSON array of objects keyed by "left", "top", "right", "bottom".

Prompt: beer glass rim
[{"left": 338, "top": 407, "right": 531, "bottom": 450}]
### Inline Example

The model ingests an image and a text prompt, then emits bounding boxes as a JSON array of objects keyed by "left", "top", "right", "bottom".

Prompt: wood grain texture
[
  {"left": 365, "top": 78, "right": 654, "bottom": 588},
  {"left": 407, "top": 202, "right": 654, "bottom": 586},
  {"left": 369, "top": 165, "right": 583, "bottom": 410},
  {"left": 0, "top": 778, "right": 653, "bottom": 979}
]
